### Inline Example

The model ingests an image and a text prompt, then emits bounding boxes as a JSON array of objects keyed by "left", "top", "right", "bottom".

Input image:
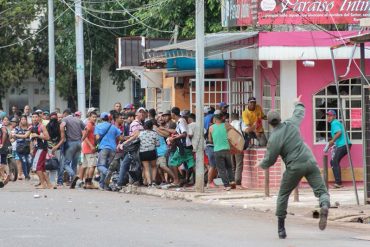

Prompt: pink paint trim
[{"left": 258, "top": 31, "right": 365, "bottom": 47}]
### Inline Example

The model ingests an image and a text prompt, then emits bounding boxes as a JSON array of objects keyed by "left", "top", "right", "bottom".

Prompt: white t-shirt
[
  {"left": 231, "top": 120, "right": 247, "bottom": 135},
  {"left": 176, "top": 118, "right": 192, "bottom": 147}
]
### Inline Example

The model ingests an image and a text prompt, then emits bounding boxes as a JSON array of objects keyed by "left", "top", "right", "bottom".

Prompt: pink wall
[{"left": 297, "top": 59, "right": 370, "bottom": 169}]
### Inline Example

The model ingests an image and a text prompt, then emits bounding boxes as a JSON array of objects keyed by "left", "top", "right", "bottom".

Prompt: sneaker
[
  {"left": 104, "top": 172, "right": 112, "bottom": 188},
  {"left": 207, "top": 182, "right": 217, "bottom": 188},
  {"left": 332, "top": 183, "right": 344, "bottom": 189},
  {"left": 0, "top": 181, "right": 4, "bottom": 188},
  {"left": 76, "top": 179, "right": 83, "bottom": 188},
  {"left": 319, "top": 205, "right": 329, "bottom": 230},
  {"left": 224, "top": 186, "right": 231, "bottom": 191},
  {"left": 70, "top": 176, "right": 79, "bottom": 189}
]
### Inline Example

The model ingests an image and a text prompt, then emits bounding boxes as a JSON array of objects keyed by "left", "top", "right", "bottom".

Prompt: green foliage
[
  {"left": 0, "top": 0, "right": 42, "bottom": 108},
  {"left": 2, "top": 0, "right": 224, "bottom": 109}
]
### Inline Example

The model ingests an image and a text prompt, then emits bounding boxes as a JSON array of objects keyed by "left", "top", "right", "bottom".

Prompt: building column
[
  {"left": 253, "top": 60, "right": 262, "bottom": 102},
  {"left": 280, "top": 60, "right": 297, "bottom": 121}
]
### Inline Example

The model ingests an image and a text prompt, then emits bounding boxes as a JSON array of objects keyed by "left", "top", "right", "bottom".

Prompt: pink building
[
  {"left": 215, "top": 31, "right": 368, "bottom": 185},
  {"left": 144, "top": 30, "right": 369, "bottom": 187}
]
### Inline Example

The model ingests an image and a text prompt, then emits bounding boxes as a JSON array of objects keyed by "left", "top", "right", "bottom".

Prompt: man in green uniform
[{"left": 258, "top": 95, "right": 330, "bottom": 239}]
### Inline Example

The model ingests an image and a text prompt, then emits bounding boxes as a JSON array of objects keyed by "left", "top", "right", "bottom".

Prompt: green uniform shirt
[
  {"left": 211, "top": 123, "right": 230, "bottom": 152},
  {"left": 260, "top": 103, "right": 316, "bottom": 169}
]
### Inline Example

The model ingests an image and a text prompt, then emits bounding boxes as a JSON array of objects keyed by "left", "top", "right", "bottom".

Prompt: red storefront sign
[{"left": 221, "top": 0, "right": 370, "bottom": 26}]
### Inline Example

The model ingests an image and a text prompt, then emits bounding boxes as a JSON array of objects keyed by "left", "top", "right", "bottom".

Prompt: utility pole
[
  {"left": 174, "top": 25, "right": 179, "bottom": 44},
  {"left": 75, "top": 0, "right": 86, "bottom": 119},
  {"left": 195, "top": 0, "right": 205, "bottom": 193},
  {"left": 48, "top": 0, "right": 56, "bottom": 112}
]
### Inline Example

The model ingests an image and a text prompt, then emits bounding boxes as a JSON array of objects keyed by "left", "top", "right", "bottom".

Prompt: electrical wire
[
  {"left": 81, "top": 0, "right": 170, "bottom": 13},
  {"left": 115, "top": 0, "right": 175, "bottom": 34},
  {"left": 0, "top": 7, "right": 70, "bottom": 49},
  {"left": 60, "top": 0, "right": 151, "bottom": 29}
]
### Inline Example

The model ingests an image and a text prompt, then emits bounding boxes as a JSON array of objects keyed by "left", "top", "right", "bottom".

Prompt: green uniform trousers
[{"left": 276, "top": 160, "right": 330, "bottom": 218}]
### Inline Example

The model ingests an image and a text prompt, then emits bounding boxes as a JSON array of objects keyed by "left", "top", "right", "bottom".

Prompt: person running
[
  {"left": 30, "top": 112, "right": 52, "bottom": 189},
  {"left": 168, "top": 107, "right": 194, "bottom": 186},
  {"left": 60, "top": 108, "right": 85, "bottom": 189},
  {"left": 94, "top": 112, "right": 122, "bottom": 190},
  {"left": 46, "top": 112, "right": 65, "bottom": 188},
  {"left": 80, "top": 111, "right": 98, "bottom": 189},
  {"left": 258, "top": 95, "right": 330, "bottom": 239}
]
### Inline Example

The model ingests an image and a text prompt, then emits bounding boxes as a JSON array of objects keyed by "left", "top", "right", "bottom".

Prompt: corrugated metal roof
[
  {"left": 148, "top": 31, "right": 258, "bottom": 52},
  {"left": 145, "top": 31, "right": 258, "bottom": 60}
]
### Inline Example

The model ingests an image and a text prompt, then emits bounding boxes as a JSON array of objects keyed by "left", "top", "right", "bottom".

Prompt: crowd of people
[
  {"left": 0, "top": 98, "right": 270, "bottom": 190},
  {"left": 0, "top": 96, "right": 350, "bottom": 192}
]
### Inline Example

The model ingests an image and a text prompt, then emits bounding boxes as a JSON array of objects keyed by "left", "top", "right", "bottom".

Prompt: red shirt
[{"left": 82, "top": 121, "right": 96, "bottom": 154}]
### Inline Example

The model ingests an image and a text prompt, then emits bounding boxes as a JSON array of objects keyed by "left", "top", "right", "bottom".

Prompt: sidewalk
[{"left": 120, "top": 184, "right": 370, "bottom": 228}]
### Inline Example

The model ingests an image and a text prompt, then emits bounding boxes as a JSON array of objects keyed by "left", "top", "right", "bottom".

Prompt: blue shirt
[
  {"left": 330, "top": 119, "right": 351, "bottom": 148},
  {"left": 156, "top": 135, "right": 167, "bottom": 157},
  {"left": 204, "top": 113, "right": 214, "bottom": 130},
  {"left": 94, "top": 122, "right": 121, "bottom": 151}
]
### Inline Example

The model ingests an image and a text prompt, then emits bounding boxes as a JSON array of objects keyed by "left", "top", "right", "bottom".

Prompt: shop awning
[{"left": 145, "top": 32, "right": 258, "bottom": 61}]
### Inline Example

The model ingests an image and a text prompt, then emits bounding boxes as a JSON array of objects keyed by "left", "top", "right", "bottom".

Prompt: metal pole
[
  {"left": 75, "top": 0, "right": 86, "bottom": 119},
  {"left": 264, "top": 168, "right": 269, "bottom": 197},
  {"left": 360, "top": 43, "right": 368, "bottom": 205},
  {"left": 48, "top": 0, "right": 56, "bottom": 112},
  {"left": 89, "top": 50, "right": 92, "bottom": 108},
  {"left": 323, "top": 154, "right": 329, "bottom": 190},
  {"left": 293, "top": 187, "right": 299, "bottom": 202},
  {"left": 195, "top": 0, "right": 205, "bottom": 192},
  {"left": 330, "top": 49, "right": 360, "bottom": 205}
]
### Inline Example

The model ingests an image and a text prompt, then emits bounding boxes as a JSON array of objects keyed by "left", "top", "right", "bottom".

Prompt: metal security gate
[
  {"left": 364, "top": 86, "right": 370, "bottom": 204},
  {"left": 189, "top": 78, "right": 253, "bottom": 114}
]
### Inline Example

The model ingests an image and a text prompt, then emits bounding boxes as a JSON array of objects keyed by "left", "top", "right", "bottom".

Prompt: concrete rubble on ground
[{"left": 120, "top": 185, "right": 370, "bottom": 227}]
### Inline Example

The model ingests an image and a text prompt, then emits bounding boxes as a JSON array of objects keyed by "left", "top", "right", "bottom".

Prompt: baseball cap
[
  {"left": 35, "top": 109, "right": 43, "bottom": 114},
  {"left": 87, "top": 107, "right": 97, "bottom": 115},
  {"left": 204, "top": 106, "right": 211, "bottom": 114},
  {"left": 326, "top": 110, "right": 336, "bottom": 116},
  {"left": 50, "top": 111, "right": 58, "bottom": 117},
  {"left": 100, "top": 112, "right": 109, "bottom": 119},
  {"left": 136, "top": 107, "right": 146, "bottom": 115},
  {"left": 180, "top": 110, "right": 190, "bottom": 117},
  {"left": 162, "top": 110, "right": 171, "bottom": 116},
  {"left": 124, "top": 103, "right": 134, "bottom": 109},
  {"left": 214, "top": 110, "right": 222, "bottom": 115},
  {"left": 248, "top": 97, "right": 257, "bottom": 102},
  {"left": 75, "top": 111, "right": 81, "bottom": 116},
  {"left": 218, "top": 102, "right": 229, "bottom": 108},
  {"left": 267, "top": 110, "right": 281, "bottom": 124},
  {"left": 43, "top": 111, "right": 50, "bottom": 115}
]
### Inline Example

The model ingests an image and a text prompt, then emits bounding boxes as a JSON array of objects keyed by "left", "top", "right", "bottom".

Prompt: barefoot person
[{"left": 257, "top": 95, "right": 330, "bottom": 239}]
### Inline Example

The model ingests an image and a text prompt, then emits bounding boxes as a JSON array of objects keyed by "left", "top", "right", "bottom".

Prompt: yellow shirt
[{"left": 242, "top": 104, "right": 265, "bottom": 133}]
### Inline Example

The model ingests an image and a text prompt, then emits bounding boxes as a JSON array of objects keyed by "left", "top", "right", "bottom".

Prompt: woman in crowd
[
  {"left": 123, "top": 120, "right": 159, "bottom": 186},
  {"left": 13, "top": 115, "right": 32, "bottom": 180}
]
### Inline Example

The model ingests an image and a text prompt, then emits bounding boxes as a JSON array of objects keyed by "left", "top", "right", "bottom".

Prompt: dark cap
[
  {"left": 267, "top": 110, "right": 281, "bottom": 125},
  {"left": 326, "top": 110, "right": 336, "bottom": 116},
  {"left": 248, "top": 97, "right": 257, "bottom": 102}
]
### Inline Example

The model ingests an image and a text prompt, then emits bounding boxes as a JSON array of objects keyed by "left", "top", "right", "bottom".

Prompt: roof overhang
[{"left": 145, "top": 31, "right": 258, "bottom": 61}]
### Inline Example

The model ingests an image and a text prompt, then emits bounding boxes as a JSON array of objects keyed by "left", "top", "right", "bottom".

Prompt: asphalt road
[{"left": 1, "top": 181, "right": 369, "bottom": 247}]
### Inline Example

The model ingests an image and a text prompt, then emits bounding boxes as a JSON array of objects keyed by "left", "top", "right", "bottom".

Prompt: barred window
[{"left": 313, "top": 78, "right": 362, "bottom": 144}]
